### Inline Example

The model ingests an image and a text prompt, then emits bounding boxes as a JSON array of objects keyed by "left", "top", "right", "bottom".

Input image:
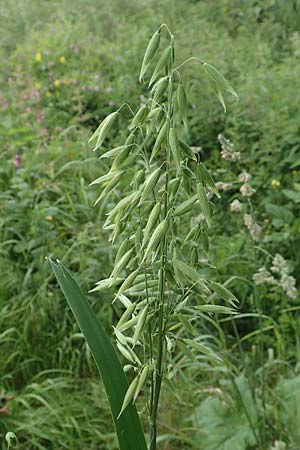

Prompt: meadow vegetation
[{"left": 1, "top": 1, "right": 300, "bottom": 449}]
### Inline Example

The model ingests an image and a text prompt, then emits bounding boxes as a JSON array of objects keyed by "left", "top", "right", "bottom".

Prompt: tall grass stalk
[
  {"left": 88, "top": 24, "right": 238, "bottom": 449},
  {"left": 50, "top": 24, "right": 238, "bottom": 449}
]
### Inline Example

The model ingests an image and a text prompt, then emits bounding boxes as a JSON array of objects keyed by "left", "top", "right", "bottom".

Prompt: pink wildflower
[{"left": 13, "top": 155, "right": 21, "bottom": 169}]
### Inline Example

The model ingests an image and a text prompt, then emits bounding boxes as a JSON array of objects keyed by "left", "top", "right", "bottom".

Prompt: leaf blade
[{"left": 49, "top": 259, "right": 147, "bottom": 450}]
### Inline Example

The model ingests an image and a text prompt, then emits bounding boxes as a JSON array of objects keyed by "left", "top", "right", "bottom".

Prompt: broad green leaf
[
  {"left": 277, "top": 376, "right": 300, "bottom": 445},
  {"left": 49, "top": 259, "right": 147, "bottom": 450},
  {"left": 192, "top": 398, "right": 254, "bottom": 450},
  {"left": 191, "top": 375, "right": 258, "bottom": 450},
  {"left": 282, "top": 189, "right": 300, "bottom": 204}
]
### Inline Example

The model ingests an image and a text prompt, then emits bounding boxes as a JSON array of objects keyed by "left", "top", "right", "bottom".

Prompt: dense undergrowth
[{"left": 1, "top": 1, "right": 300, "bottom": 449}]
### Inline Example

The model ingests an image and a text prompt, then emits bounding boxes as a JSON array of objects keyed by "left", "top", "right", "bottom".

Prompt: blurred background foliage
[{"left": 1, "top": 0, "right": 300, "bottom": 448}]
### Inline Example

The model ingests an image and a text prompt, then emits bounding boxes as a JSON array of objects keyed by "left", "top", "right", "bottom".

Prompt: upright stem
[
  {"left": 230, "top": 375, "right": 262, "bottom": 448},
  {"left": 149, "top": 267, "right": 167, "bottom": 449},
  {"left": 149, "top": 44, "right": 174, "bottom": 450},
  {"left": 254, "top": 285, "right": 266, "bottom": 448},
  {"left": 149, "top": 146, "right": 170, "bottom": 450}
]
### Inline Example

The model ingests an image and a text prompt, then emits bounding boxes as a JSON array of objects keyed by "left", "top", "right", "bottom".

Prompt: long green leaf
[{"left": 49, "top": 259, "right": 147, "bottom": 450}]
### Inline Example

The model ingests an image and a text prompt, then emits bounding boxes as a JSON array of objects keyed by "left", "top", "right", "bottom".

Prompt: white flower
[
  {"left": 216, "top": 182, "right": 233, "bottom": 191},
  {"left": 252, "top": 267, "right": 276, "bottom": 285},
  {"left": 244, "top": 214, "right": 253, "bottom": 228},
  {"left": 244, "top": 214, "right": 262, "bottom": 240},
  {"left": 238, "top": 171, "right": 252, "bottom": 183},
  {"left": 250, "top": 223, "right": 262, "bottom": 240},
  {"left": 218, "top": 134, "right": 241, "bottom": 161},
  {"left": 230, "top": 199, "right": 242, "bottom": 213},
  {"left": 240, "top": 183, "right": 255, "bottom": 197},
  {"left": 271, "top": 253, "right": 289, "bottom": 275},
  {"left": 280, "top": 273, "right": 297, "bottom": 299}
]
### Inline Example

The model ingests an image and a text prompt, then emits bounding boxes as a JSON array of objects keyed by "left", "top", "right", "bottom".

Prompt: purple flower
[{"left": 13, "top": 155, "right": 21, "bottom": 169}]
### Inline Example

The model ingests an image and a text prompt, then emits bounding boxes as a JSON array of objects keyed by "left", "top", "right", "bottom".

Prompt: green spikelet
[
  {"left": 139, "top": 28, "right": 161, "bottom": 82},
  {"left": 89, "top": 111, "right": 119, "bottom": 151}
]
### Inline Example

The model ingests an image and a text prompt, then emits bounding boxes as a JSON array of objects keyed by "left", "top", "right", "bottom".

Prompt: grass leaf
[{"left": 49, "top": 259, "right": 147, "bottom": 450}]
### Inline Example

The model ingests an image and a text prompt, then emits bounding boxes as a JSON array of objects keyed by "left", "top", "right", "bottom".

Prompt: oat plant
[{"left": 51, "top": 24, "right": 238, "bottom": 450}]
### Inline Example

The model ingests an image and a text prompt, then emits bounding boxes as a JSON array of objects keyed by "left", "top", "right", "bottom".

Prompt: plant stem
[
  {"left": 149, "top": 53, "right": 174, "bottom": 450},
  {"left": 149, "top": 266, "right": 166, "bottom": 450},
  {"left": 149, "top": 145, "right": 170, "bottom": 450},
  {"left": 230, "top": 375, "right": 262, "bottom": 449},
  {"left": 254, "top": 285, "right": 267, "bottom": 448}
]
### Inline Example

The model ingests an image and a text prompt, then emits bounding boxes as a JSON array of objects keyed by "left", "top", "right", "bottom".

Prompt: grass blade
[{"left": 49, "top": 259, "right": 147, "bottom": 450}]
